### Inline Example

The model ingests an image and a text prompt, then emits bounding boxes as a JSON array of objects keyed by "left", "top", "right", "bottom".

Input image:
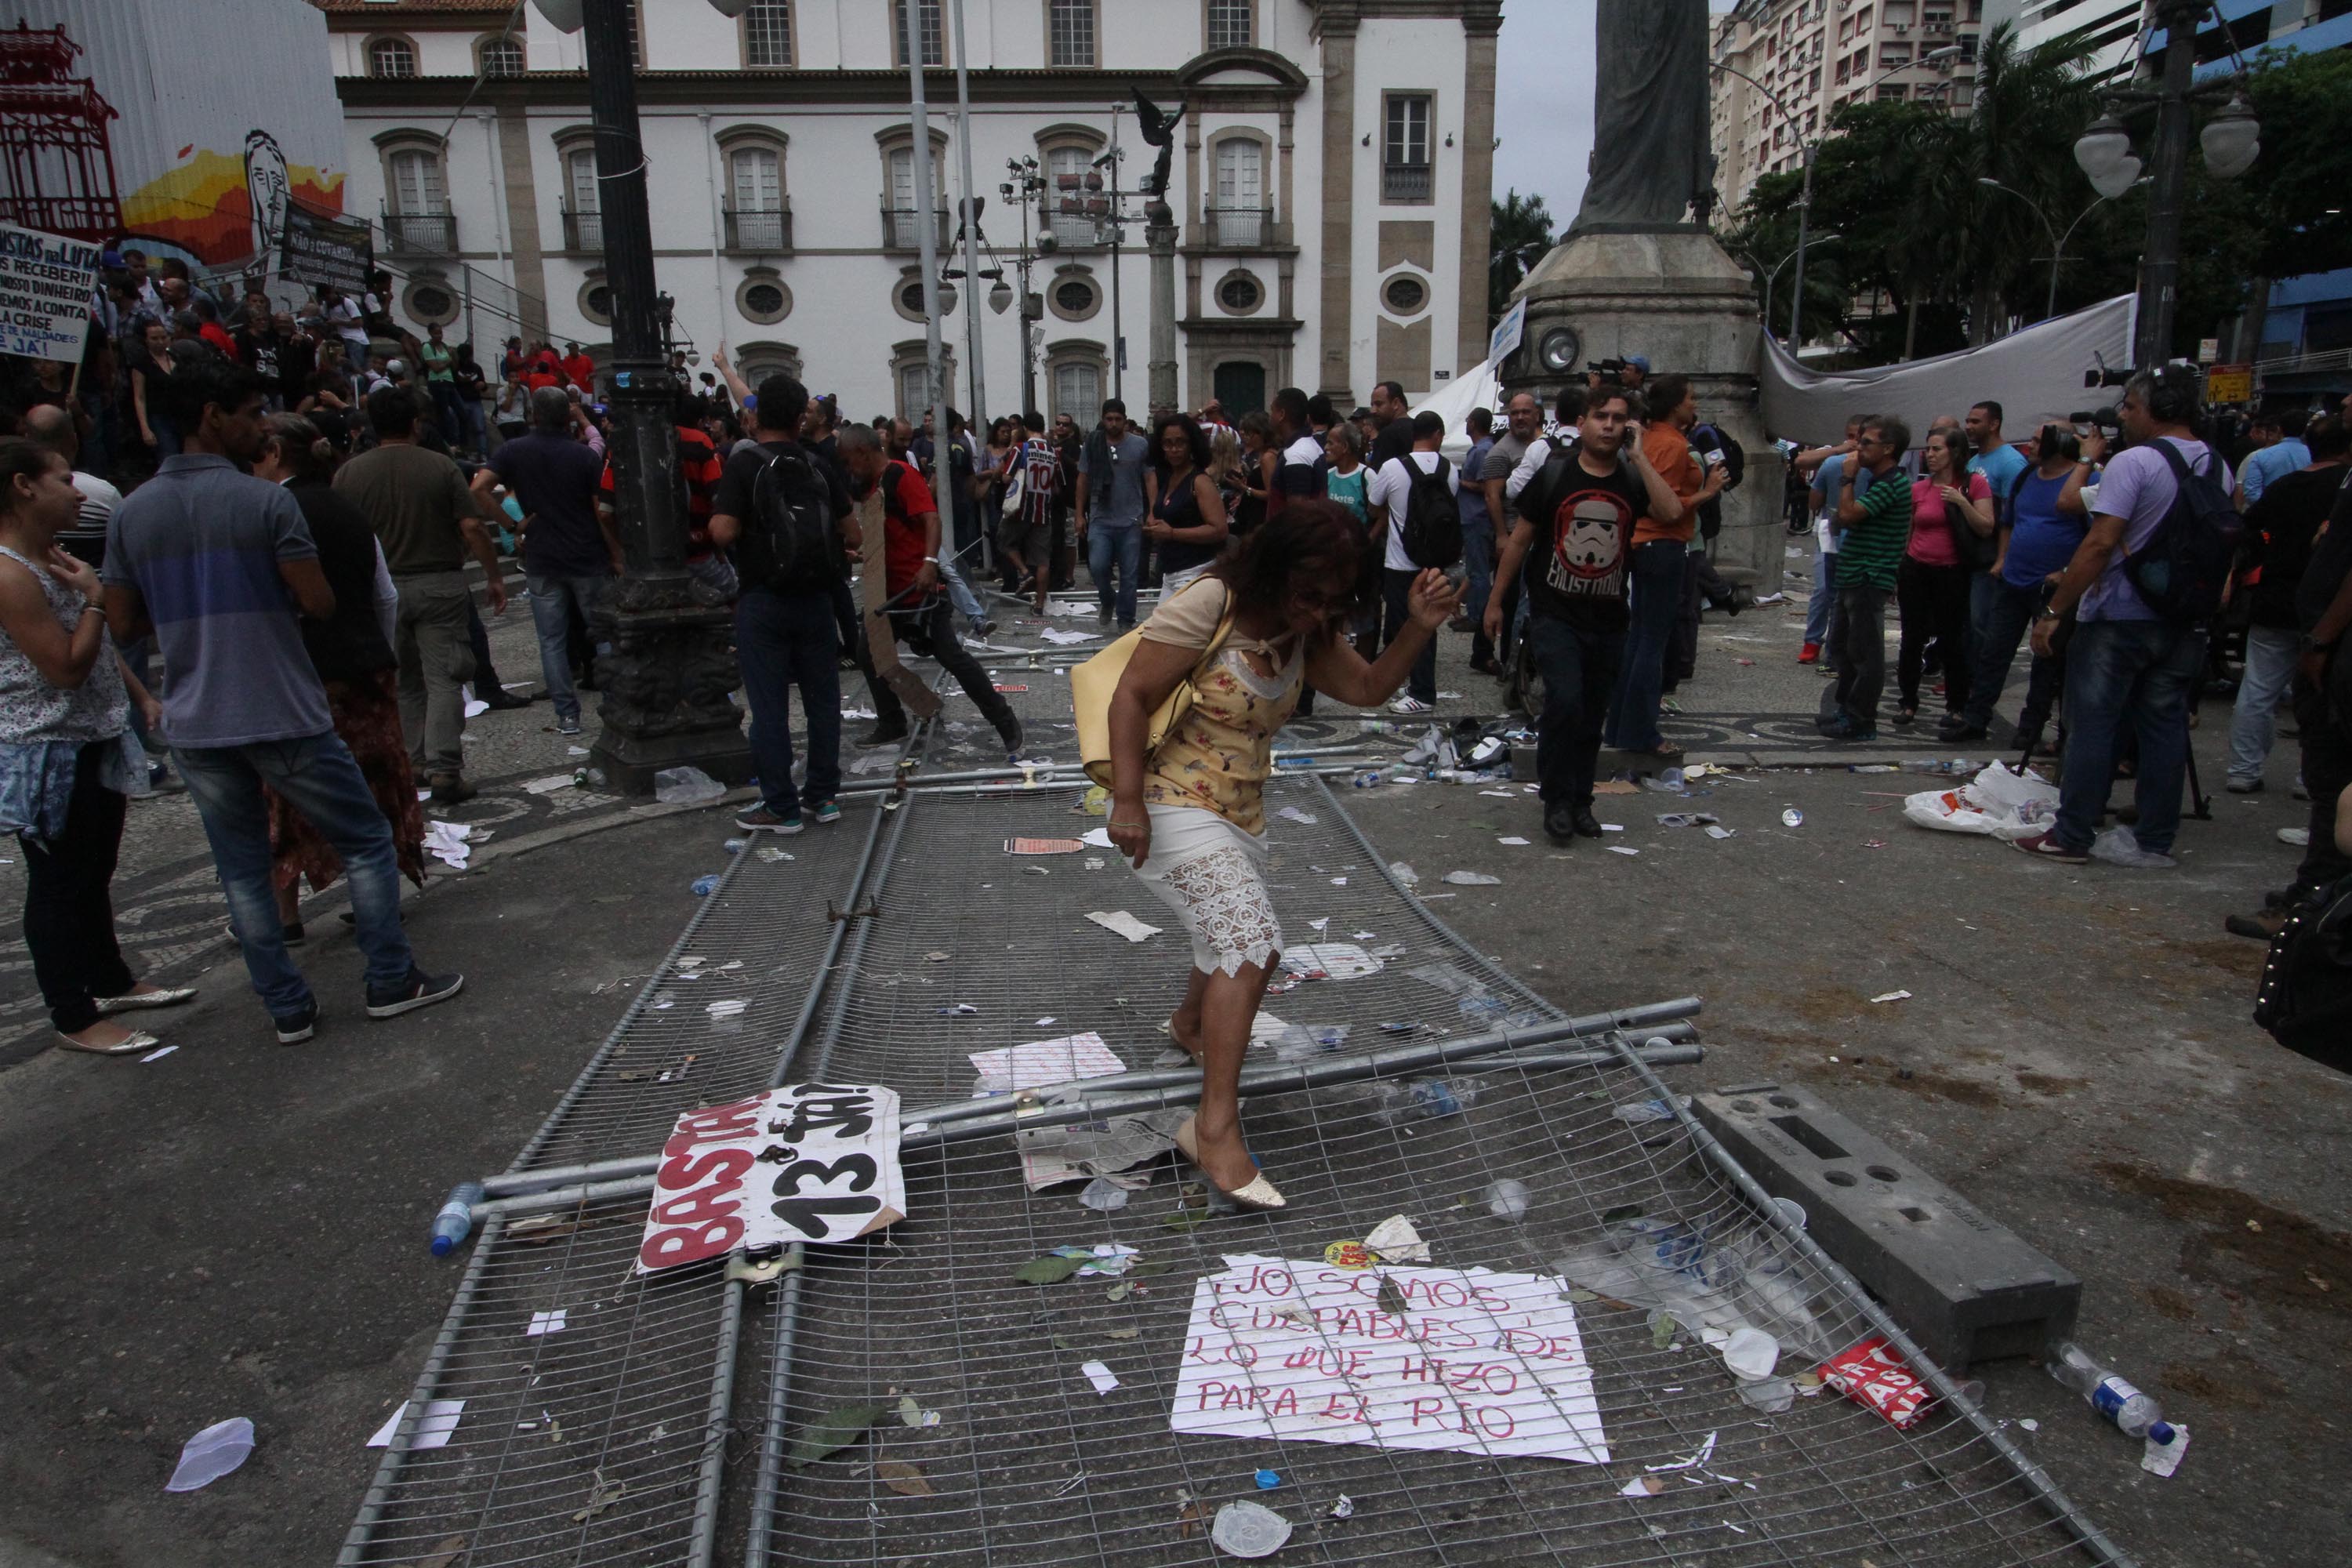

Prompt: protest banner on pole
[{"left": 279, "top": 205, "right": 374, "bottom": 296}]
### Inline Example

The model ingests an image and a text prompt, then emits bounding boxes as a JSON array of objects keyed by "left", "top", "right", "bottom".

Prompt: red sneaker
[{"left": 1798, "top": 642, "right": 1820, "bottom": 665}]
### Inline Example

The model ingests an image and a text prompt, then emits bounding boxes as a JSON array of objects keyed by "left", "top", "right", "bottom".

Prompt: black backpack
[
  {"left": 2121, "top": 440, "right": 2245, "bottom": 622},
  {"left": 2254, "top": 874, "right": 2352, "bottom": 1076},
  {"left": 736, "top": 447, "right": 837, "bottom": 592},
  {"left": 1399, "top": 455, "right": 1465, "bottom": 568},
  {"left": 1690, "top": 423, "right": 1744, "bottom": 542}
]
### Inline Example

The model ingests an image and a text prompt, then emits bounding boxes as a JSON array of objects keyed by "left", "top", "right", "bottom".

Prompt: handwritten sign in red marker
[{"left": 635, "top": 1084, "right": 906, "bottom": 1275}]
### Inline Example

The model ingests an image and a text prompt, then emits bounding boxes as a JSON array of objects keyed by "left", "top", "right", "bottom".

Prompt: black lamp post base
[{"left": 586, "top": 589, "right": 754, "bottom": 796}]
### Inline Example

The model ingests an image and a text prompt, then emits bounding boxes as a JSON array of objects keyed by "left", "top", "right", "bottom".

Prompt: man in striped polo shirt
[{"left": 1825, "top": 416, "right": 1913, "bottom": 741}]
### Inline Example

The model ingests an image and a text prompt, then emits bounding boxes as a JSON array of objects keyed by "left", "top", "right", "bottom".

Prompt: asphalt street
[{"left": 0, "top": 563, "right": 2344, "bottom": 1567}]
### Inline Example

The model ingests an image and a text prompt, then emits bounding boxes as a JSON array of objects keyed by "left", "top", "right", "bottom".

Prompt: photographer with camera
[
  {"left": 1586, "top": 355, "right": 1649, "bottom": 396},
  {"left": 1944, "top": 419, "right": 2100, "bottom": 745}
]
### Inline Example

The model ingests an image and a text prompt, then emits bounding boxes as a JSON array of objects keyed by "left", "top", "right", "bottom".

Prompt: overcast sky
[{"left": 1493, "top": 1, "right": 1740, "bottom": 232}]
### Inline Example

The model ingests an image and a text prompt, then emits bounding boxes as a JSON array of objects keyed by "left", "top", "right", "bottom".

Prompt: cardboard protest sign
[{"left": 0, "top": 224, "right": 102, "bottom": 364}]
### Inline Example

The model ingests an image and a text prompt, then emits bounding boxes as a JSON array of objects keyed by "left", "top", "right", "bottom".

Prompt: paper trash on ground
[
  {"left": 523, "top": 775, "right": 577, "bottom": 795},
  {"left": 1013, "top": 1106, "right": 1190, "bottom": 1191},
  {"left": 1080, "top": 827, "right": 1116, "bottom": 848},
  {"left": 1363, "top": 1214, "right": 1432, "bottom": 1264},
  {"left": 1087, "top": 910, "right": 1163, "bottom": 943},
  {"left": 1080, "top": 1359, "right": 1121, "bottom": 1396},
  {"left": 2143, "top": 1425, "right": 2190, "bottom": 1478},
  {"left": 525, "top": 1309, "right": 568, "bottom": 1337},
  {"left": 1280, "top": 942, "right": 1383, "bottom": 980},
  {"left": 970, "top": 1030, "right": 1126, "bottom": 1094},
  {"left": 1171, "top": 1254, "right": 1610, "bottom": 1464},
  {"left": 368, "top": 1400, "right": 465, "bottom": 1450},
  {"left": 636, "top": 1084, "right": 906, "bottom": 1272}
]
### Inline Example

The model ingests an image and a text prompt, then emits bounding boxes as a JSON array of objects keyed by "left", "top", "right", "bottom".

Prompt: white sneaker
[
  {"left": 2278, "top": 826, "right": 2310, "bottom": 847},
  {"left": 1388, "top": 695, "right": 1435, "bottom": 716}
]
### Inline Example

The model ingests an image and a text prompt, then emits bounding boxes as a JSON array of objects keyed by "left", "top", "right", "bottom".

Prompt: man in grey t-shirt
[
  {"left": 104, "top": 361, "right": 462, "bottom": 1043},
  {"left": 1076, "top": 399, "right": 1151, "bottom": 627},
  {"left": 1479, "top": 392, "right": 1547, "bottom": 662}
]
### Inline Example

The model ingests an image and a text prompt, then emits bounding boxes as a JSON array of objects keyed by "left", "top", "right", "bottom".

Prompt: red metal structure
[{"left": 0, "top": 22, "right": 122, "bottom": 240}]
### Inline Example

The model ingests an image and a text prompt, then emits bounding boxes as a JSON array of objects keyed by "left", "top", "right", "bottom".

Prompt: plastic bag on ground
[
  {"left": 165, "top": 1417, "right": 255, "bottom": 1492},
  {"left": 2090, "top": 826, "right": 2177, "bottom": 868},
  {"left": 654, "top": 766, "right": 726, "bottom": 805},
  {"left": 1901, "top": 760, "right": 2058, "bottom": 840},
  {"left": 1553, "top": 1217, "right": 1838, "bottom": 1361}
]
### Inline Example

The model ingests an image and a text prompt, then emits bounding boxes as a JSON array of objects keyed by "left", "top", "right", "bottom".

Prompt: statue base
[
  {"left": 586, "top": 575, "right": 755, "bottom": 797},
  {"left": 1506, "top": 230, "right": 1787, "bottom": 595}
]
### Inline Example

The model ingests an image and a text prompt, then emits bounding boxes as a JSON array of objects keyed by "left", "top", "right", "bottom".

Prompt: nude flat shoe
[
  {"left": 56, "top": 1026, "right": 161, "bottom": 1056},
  {"left": 1174, "top": 1116, "right": 1286, "bottom": 1210}
]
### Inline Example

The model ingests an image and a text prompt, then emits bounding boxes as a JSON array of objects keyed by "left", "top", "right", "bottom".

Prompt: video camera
[
  {"left": 1587, "top": 358, "right": 1632, "bottom": 386},
  {"left": 2069, "top": 406, "right": 2121, "bottom": 443}
]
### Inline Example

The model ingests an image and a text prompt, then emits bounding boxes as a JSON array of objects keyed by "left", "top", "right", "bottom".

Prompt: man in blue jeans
[
  {"left": 2017, "top": 366, "right": 2232, "bottom": 863},
  {"left": 1076, "top": 398, "right": 1149, "bottom": 629},
  {"left": 710, "top": 375, "right": 857, "bottom": 834},
  {"left": 473, "top": 387, "right": 618, "bottom": 736},
  {"left": 1605, "top": 375, "right": 1722, "bottom": 758},
  {"left": 103, "top": 361, "right": 461, "bottom": 1042}
]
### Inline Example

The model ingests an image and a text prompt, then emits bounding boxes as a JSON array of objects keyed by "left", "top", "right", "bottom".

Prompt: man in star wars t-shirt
[{"left": 1486, "top": 387, "right": 1688, "bottom": 844}]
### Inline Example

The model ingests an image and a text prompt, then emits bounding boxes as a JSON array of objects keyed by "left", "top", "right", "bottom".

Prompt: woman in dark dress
[{"left": 253, "top": 415, "right": 426, "bottom": 941}]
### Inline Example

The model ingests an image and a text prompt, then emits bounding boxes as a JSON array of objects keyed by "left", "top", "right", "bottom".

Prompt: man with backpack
[
  {"left": 709, "top": 373, "right": 857, "bottom": 834},
  {"left": 1606, "top": 373, "right": 1723, "bottom": 758},
  {"left": 1367, "top": 409, "right": 1461, "bottom": 716},
  {"left": 2016, "top": 365, "right": 2236, "bottom": 865}
]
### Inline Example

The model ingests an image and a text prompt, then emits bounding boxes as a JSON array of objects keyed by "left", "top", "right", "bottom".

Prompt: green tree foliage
[
  {"left": 2234, "top": 45, "right": 2352, "bottom": 281},
  {"left": 1489, "top": 188, "right": 1555, "bottom": 328}
]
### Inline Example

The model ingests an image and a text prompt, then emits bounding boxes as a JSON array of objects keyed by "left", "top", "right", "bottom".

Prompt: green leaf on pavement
[
  {"left": 788, "top": 1403, "right": 889, "bottom": 1467},
  {"left": 1014, "top": 1254, "right": 1089, "bottom": 1285}
]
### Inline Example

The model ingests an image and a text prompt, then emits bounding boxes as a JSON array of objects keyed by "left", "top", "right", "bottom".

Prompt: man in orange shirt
[
  {"left": 560, "top": 341, "right": 597, "bottom": 393},
  {"left": 1603, "top": 372, "right": 1724, "bottom": 758}
]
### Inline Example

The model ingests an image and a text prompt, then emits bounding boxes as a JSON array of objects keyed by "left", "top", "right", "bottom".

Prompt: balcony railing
[
  {"left": 881, "top": 205, "right": 951, "bottom": 252},
  {"left": 1381, "top": 162, "right": 1432, "bottom": 203},
  {"left": 381, "top": 211, "right": 456, "bottom": 255},
  {"left": 1202, "top": 205, "right": 1272, "bottom": 249},
  {"left": 724, "top": 205, "right": 793, "bottom": 253},
  {"left": 560, "top": 206, "right": 603, "bottom": 252}
]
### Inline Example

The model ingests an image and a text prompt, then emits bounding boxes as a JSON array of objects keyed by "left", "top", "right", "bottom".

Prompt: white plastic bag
[
  {"left": 1901, "top": 761, "right": 2058, "bottom": 840},
  {"left": 653, "top": 766, "right": 726, "bottom": 805}
]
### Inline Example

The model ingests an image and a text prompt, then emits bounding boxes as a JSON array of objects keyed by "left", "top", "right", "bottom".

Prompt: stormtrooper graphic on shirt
[{"left": 1546, "top": 485, "right": 1634, "bottom": 601}]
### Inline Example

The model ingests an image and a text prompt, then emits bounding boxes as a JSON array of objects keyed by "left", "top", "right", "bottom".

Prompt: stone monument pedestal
[{"left": 1505, "top": 229, "right": 1786, "bottom": 596}]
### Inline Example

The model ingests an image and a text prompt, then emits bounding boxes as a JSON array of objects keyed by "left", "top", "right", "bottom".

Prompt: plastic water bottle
[
  {"left": 1352, "top": 770, "right": 1384, "bottom": 789},
  {"left": 2045, "top": 1341, "right": 2176, "bottom": 1443},
  {"left": 430, "top": 1182, "right": 485, "bottom": 1257}
]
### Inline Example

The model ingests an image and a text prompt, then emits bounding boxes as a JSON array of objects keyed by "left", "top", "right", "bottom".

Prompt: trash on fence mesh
[
  {"left": 165, "top": 1417, "right": 255, "bottom": 1492},
  {"left": 1006, "top": 837, "right": 1085, "bottom": 854},
  {"left": 1211, "top": 1500, "right": 1294, "bottom": 1559},
  {"left": 1722, "top": 1327, "right": 1780, "bottom": 1382},
  {"left": 877, "top": 1459, "right": 934, "bottom": 1497},
  {"left": 1329, "top": 1494, "right": 1355, "bottom": 1519},
  {"left": 1078, "top": 1177, "right": 1131, "bottom": 1213},
  {"left": 1870, "top": 990, "right": 1911, "bottom": 1004},
  {"left": 1254, "top": 1468, "right": 1282, "bottom": 1490},
  {"left": 896, "top": 1394, "right": 941, "bottom": 1428},
  {"left": 653, "top": 766, "right": 725, "bottom": 804},
  {"left": 1371, "top": 1078, "right": 1477, "bottom": 1124},
  {"left": 1080, "top": 1360, "right": 1120, "bottom": 1396},
  {"left": 571, "top": 1470, "right": 627, "bottom": 1522},
  {"left": 1486, "top": 1178, "right": 1531, "bottom": 1221},
  {"left": 1737, "top": 1376, "right": 1797, "bottom": 1413},
  {"left": 1820, "top": 1337, "right": 1933, "bottom": 1428},
  {"left": 1442, "top": 869, "right": 1501, "bottom": 886},
  {"left": 1276, "top": 805, "right": 1319, "bottom": 824},
  {"left": 1363, "top": 1214, "right": 1431, "bottom": 1264},
  {"left": 368, "top": 1399, "right": 464, "bottom": 1450},
  {"left": 1645, "top": 1430, "right": 1719, "bottom": 1473},
  {"left": 788, "top": 1402, "right": 888, "bottom": 1466},
  {"left": 524, "top": 1309, "right": 568, "bottom": 1338},
  {"left": 1270, "top": 1023, "right": 1349, "bottom": 1061}
]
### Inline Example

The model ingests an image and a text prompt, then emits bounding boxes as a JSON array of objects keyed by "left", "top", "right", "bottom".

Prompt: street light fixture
[
  {"left": 1977, "top": 176, "right": 2147, "bottom": 321},
  {"left": 2072, "top": 0, "right": 2262, "bottom": 365},
  {"left": 1712, "top": 44, "right": 1961, "bottom": 345}
]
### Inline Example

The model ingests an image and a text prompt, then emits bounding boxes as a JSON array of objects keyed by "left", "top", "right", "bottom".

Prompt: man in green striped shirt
[{"left": 1826, "top": 416, "right": 1913, "bottom": 740}]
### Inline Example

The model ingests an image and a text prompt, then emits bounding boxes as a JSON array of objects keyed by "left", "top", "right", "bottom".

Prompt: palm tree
[
  {"left": 1489, "top": 189, "right": 1555, "bottom": 328},
  {"left": 1960, "top": 20, "right": 2100, "bottom": 340}
]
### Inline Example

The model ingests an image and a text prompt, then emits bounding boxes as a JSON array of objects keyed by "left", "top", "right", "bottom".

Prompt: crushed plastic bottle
[
  {"left": 1351, "top": 770, "right": 1385, "bottom": 789},
  {"left": 1486, "top": 1178, "right": 1531, "bottom": 1220},
  {"left": 691, "top": 873, "right": 721, "bottom": 897},
  {"left": 2046, "top": 1341, "right": 2176, "bottom": 1444},
  {"left": 1387, "top": 861, "right": 1420, "bottom": 887},
  {"left": 1371, "top": 1077, "right": 1480, "bottom": 1124},
  {"left": 654, "top": 766, "right": 726, "bottom": 804}
]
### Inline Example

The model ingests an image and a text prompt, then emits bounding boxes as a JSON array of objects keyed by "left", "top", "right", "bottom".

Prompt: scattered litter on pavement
[
  {"left": 1820, "top": 1338, "right": 1932, "bottom": 1428},
  {"left": 2144, "top": 1425, "right": 2190, "bottom": 1477},
  {"left": 1781, "top": 807, "right": 1804, "bottom": 827},
  {"left": 165, "top": 1417, "right": 255, "bottom": 1492},
  {"left": 524, "top": 1309, "right": 568, "bottom": 1337},
  {"left": 897, "top": 1394, "right": 941, "bottom": 1428},
  {"left": 1870, "top": 990, "right": 1911, "bottom": 1004},
  {"left": 1388, "top": 861, "right": 1419, "bottom": 884},
  {"left": 925, "top": 951, "right": 952, "bottom": 962},
  {"left": 936, "top": 1003, "right": 978, "bottom": 1017},
  {"left": 1079, "top": 1359, "right": 1120, "bottom": 1396},
  {"left": 1704, "top": 826, "right": 1736, "bottom": 840},
  {"left": 1653, "top": 812, "right": 1721, "bottom": 829},
  {"left": 756, "top": 847, "right": 793, "bottom": 862},
  {"left": 1210, "top": 1500, "right": 1294, "bottom": 1559},
  {"left": 2020, "top": 1417, "right": 2038, "bottom": 1432},
  {"left": 1902, "top": 761, "right": 2058, "bottom": 840},
  {"left": 876, "top": 1460, "right": 934, "bottom": 1497},
  {"left": 140, "top": 1044, "right": 177, "bottom": 1063},
  {"left": 1254, "top": 1468, "right": 1281, "bottom": 1490},
  {"left": 787, "top": 1402, "right": 890, "bottom": 1467},
  {"left": 1079, "top": 1177, "right": 1131, "bottom": 1213},
  {"left": 1363, "top": 1214, "right": 1431, "bottom": 1263},
  {"left": 1486, "top": 1178, "right": 1531, "bottom": 1219},
  {"left": 1329, "top": 1494, "right": 1354, "bottom": 1519},
  {"left": 1722, "top": 1327, "right": 1780, "bottom": 1381},
  {"left": 690, "top": 875, "right": 720, "bottom": 896},
  {"left": 423, "top": 820, "right": 476, "bottom": 869},
  {"left": 368, "top": 1399, "right": 464, "bottom": 1450},
  {"left": 1330, "top": 875, "right": 1348, "bottom": 885},
  {"left": 1276, "top": 805, "right": 1319, "bottom": 824},
  {"left": 1080, "top": 827, "right": 1116, "bottom": 848},
  {"left": 1621, "top": 1474, "right": 1667, "bottom": 1497},
  {"left": 1442, "top": 869, "right": 1500, "bottom": 885},
  {"left": 706, "top": 999, "right": 749, "bottom": 1018},
  {"left": 1497, "top": 835, "right": 1530, "bottom": 845},
  {"left": 652, "top": 767, "right": 724, "bottom": 804},
  {"left": 1608, "top": 846, "right": 1640, "bottom": 856},
  {"left": 1005, "top": 837, "right": 1084, "bottom": 854},
  {"left": 1645, "top": 1431, "right": 1719, "bottom": 1472},
  {"left": 1600, "top": 822, "right": 1624, "bottom": 831},
  {"left": 1281, "top": 942, "right": 1382, "bottom": 978},
  {"left": 567, "top": 745, "right": 590, "bottom": 757},
  {"left": 1087, "top": 910, "right": 1163, "bottom": 942}
]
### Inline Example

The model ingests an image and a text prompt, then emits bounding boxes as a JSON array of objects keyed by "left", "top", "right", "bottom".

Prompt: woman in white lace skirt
[{"left": 1106, "top": 498, "right": 1457, "bottom": 1207}]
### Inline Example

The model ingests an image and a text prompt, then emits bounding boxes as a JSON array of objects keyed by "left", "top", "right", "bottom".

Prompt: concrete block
[{"left": 1692, "top": 1082, "right": 2080, "bottom": 1371}]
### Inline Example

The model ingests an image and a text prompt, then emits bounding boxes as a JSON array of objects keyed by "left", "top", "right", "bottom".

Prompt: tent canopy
[{"left": 1412, "top": 360, "right": 1503, "bottom": 461}]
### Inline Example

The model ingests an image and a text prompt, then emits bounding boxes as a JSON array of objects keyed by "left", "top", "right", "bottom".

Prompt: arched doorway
[{"left": 1213, "top": 361, "right": 1266, "bottom": 416}]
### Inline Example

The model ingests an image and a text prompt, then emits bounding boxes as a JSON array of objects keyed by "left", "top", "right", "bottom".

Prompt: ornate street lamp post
[{"left": 2073, "top": 0, "right": 2260, "bottom": 366}]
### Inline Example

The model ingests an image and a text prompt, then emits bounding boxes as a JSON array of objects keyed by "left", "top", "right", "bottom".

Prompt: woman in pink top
[{"left": 1896, "top": 428, "right": 1993, "bottom": 724}]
